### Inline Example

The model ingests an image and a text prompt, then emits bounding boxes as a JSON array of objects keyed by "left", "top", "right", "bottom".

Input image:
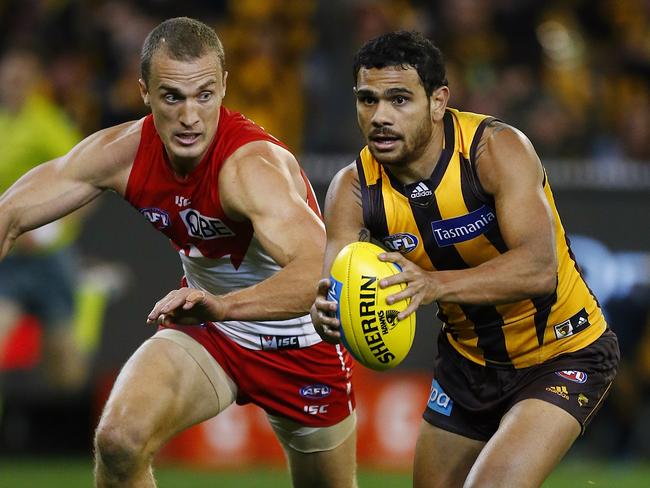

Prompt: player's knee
[{"left": 94, "top": 419, "right": 150, "bottom": 475}]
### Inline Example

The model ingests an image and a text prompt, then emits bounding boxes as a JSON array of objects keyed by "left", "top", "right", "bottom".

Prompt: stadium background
[{"left": 1, "top": 0, "right": 650, "bottom": 486}]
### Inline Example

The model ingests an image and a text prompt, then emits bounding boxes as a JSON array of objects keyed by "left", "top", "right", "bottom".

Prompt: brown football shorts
[{"left": 423, "top": 329, "right": 620, "bottom": 441}]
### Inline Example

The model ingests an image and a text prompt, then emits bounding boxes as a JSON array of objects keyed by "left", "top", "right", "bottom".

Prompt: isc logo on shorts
[
  {"left": 260, "top": 335, "right": 300, "bottom": 350},
  {"left": 427, "top": 379, "right": 453, "bottom": 417}
]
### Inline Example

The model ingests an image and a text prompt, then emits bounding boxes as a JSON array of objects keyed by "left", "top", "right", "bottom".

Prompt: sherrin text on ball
[{"left": 328, "top": 241, "right": 416, "bottom": 371}]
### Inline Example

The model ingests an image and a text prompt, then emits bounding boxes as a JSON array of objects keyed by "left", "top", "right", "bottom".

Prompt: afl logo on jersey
[
  {"left": 140, "top": 208, "right": 170, "bottom": 229},
  {"left": 180, "top": 208, "right": 235, "bottom": 240},
  {"left": 383, "top": 233, "right": 419, "bottom": 254},
  {"left": 556, "top": 370, "right": 588, "bottom": 384}
]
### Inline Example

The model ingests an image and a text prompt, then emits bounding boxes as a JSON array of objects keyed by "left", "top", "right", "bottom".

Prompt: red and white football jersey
[{"left": 125, "top": 107, "right": 322, "bottom": 349}]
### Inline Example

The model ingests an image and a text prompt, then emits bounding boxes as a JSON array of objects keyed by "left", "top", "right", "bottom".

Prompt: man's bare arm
[
  {"left": 0, "top": 120, "right": 141, "bottom": 258},
  {"left": 191, "top": 141, "right": 328, "bottom": 321},
  {"left": 311, "top": 163, "right": 367, "bottom": 343}
]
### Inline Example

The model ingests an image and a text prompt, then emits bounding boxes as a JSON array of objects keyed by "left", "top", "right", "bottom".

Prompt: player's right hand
[
  {"left": 147, "top": 287, "right": 225, "bottom": 326},
  {"left": 310, "top": 278, "right": 341, "bottom": 344}
]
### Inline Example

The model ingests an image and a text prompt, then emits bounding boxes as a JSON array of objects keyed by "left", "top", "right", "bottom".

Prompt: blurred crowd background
[
  {"left": 1, "top": 0, "right": 650, "bottom": 471},
  {"left": 1, "top": 0, "right": 649, "bottom": 159}
]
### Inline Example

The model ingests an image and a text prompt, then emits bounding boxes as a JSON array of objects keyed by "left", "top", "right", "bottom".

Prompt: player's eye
[
  {"left": 198, "top": 91, "right": 212, "bottom": 102},
  {"left": 359, "top": 96, "right": 377, "bottom": 106}
]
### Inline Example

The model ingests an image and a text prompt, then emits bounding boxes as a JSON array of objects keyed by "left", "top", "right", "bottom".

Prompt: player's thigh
[
  {"left": 413, "top": 420, "right": 485, "bottom": 488},
  {"left": 272, "top": 412, "right": 358, "bottom": 488},
  {"left": 97, "top": 330, "right": 236, "bottom": 449},
  {"left": 465, "top": 398, "right": 580, "bottom": 488}
]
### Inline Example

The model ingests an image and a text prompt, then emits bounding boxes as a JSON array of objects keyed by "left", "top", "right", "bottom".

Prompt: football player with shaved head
[{"left": 0, "top": 17, "right": 357, "bottom": 488}]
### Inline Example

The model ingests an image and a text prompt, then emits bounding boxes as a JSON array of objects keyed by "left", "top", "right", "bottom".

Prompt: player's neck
[{"left": 169, "top": 159, "right": 199, "bottom": 179}]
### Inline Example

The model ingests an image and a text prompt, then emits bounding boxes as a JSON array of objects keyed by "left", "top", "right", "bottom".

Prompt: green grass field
[{"left": 0, "top": 458, "right": 649, "bottom": 487}]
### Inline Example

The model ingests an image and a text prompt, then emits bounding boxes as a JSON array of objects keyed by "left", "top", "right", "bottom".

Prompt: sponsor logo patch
[
  {"left": 180, "top": 208, "right": 235, "bottom": 239},
  {"left": 378, "top": 309, "right": 399, "bottom": 335},
  {"left": 140, "top": 207, "right": 170, "bottom": 229},
  {"left": 578, "top": 393, "right": 589, "bottom": 407},
  {"left": 545, "top": 385, "right": 570, "bottom": 400},
  {"left": 303, "top": 404, "right": 329, "bottom": 415},
  {"left": 175, "top": 195, "right": 191, "bottom": 207},
  {"left": 260, "top": 335, "right": 300, "bottom": 350},
  {"left": 556, "top": 370, "right": 588, "bottom": 383},
  {"left": 300, "top": 384, "right": 332, "bottom": 399},
  {"left": 427, "top": 379, "right": 453, "bottom": 416},
  {"left": 382, "top": 233, "right": 419, "bottom": 254},
  {"left": 410, "top": 182, "right": 433, "bottom": 199},
  {"left": 553, "top": 308, "right": 590, "bottom": 340},
  {"left": 430, "top": 205, "right": 496, "bottom": 247}
]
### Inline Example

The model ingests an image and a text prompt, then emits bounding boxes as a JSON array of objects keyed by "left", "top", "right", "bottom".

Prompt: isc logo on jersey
[
  {"left": 427, "top": 379, "right": 453, "bottom": 416},
  {"left": 180, "top": 209, "right": 235, "bottom": 240}
]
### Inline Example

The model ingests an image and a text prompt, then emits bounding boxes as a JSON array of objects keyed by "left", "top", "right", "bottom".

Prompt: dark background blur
[{"left": 1, "top": 0, "right": 649, "bottom": 465}]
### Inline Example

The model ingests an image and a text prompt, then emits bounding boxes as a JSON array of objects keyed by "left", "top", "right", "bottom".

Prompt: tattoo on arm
[
  {"left": 474, "top": 119, "right": 509, "bottom": 163},
  {"left": 358, "top": 228, "right": 370, "bottom": 242}
]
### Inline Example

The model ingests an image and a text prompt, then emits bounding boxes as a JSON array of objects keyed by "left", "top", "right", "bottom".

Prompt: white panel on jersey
[{"left": 180, "top": 235, "right": 321, "bottom": 350}]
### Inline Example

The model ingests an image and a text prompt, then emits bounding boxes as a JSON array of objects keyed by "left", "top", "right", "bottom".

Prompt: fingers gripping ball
[{"left": 328, "top": 242, "right": 416, "bottom": 371}]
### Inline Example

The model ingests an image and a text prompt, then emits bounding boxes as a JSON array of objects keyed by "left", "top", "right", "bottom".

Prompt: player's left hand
[
  {"left": 310, "top": 278, "right": 342, "bottom": 344},
  {"left": 147, "top": 287, "right": 225, "bottom": 326},
  {"left": 377, "top": 252, "right": 435, "bottom": 320}
]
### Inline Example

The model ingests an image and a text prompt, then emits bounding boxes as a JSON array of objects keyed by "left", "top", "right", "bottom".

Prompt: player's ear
[
  {"left": 139, "top": 78, "right": 150, "bottom": 106},
  {"left": 430, "top": 85, "right": 449, "bottom": 122}
]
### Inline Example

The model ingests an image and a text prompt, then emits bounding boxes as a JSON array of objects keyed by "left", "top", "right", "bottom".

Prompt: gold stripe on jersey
[{"left": 357, "top": 108, "right": 607, "bottom": 369}]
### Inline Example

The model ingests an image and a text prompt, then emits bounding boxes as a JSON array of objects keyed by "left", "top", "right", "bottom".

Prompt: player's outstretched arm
[
  {"left": 311, "top": 163, "right": 367, "bottom": 343},
  {"left": 380, "top": 121, "right": 558, "bottom": 308},
  {"left": 0, "top": 120, "right": 141, "bottom": 259}
]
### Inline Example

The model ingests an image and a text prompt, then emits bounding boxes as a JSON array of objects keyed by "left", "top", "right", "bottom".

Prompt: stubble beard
[{"left": 370, "top": 113, "right": 433, "bottom": 168}]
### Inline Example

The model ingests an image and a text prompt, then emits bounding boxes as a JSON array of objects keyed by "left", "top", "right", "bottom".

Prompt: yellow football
[{"left": 328, "top": 241, "right": 416, "bottom": 371}]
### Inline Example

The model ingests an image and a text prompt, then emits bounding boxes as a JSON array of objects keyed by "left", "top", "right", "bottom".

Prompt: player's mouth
[
  {"left": 174, "top": 132, "right": 201, "bottom": 146},
  {"left": 369, "top": 131, "right": 401, "bottom": 151}
]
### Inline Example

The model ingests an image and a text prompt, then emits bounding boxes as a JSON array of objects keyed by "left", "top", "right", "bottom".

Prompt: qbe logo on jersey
[
  {"left": 427, "top": 379, "right": 453, "bottom": 416},
  {"left": 180, "top": 209, "right": 235, "bottom": 240}
]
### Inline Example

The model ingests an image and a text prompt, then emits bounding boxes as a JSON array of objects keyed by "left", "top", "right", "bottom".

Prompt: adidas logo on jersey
[
  {"left": 545, "top": 385, "right": 570, "bottom": 400},
  {"left": 410, "top": 182, "right": 432, "bottom": 199}
]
